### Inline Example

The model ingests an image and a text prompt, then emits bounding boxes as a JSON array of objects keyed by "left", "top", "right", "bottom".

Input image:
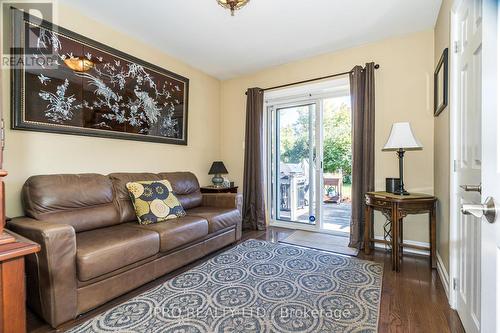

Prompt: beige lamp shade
[{"left": 383, "top": 122, "right": 423, "bottom": 151}]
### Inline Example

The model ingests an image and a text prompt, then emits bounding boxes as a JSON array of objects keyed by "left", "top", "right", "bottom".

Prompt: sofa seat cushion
[
  {"left": 76, "top": 225, "right": 160, "bottom": 281},
  {"left": 186, "top": 207, "right": 240, "bottom": 233},
  {"left": 123, "top": 215, "right": 209, "bottom": 252}
]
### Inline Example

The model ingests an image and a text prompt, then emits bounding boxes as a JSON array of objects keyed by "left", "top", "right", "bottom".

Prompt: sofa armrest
[
  {"left": 202, "top": 193, "right": 243, "bottom": 240},
  {"left": 7, "top": 217, "right": 77, "bottom": 327},
  {"left": 202, "top": 193, "right": 243, "bottom": 214}
]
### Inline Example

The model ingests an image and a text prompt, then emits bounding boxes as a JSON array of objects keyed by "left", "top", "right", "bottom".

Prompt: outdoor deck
[
  {"left": 321, "top": 202, "right": 351, "bottom": 232},
  {"left": 281, "top": 202, "right": 351, "bottom": 233}
]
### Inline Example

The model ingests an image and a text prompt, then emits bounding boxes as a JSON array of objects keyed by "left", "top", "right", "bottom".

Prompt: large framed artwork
[{"left": 11, "top": 9, "right": 189, "bottom": 145}]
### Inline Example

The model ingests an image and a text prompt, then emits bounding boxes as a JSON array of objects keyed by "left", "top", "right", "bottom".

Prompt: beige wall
[
  {"left": 1, "top": 5, "right": 443, "bottom": 248},
  {"left": 221, "top": 30, "right": 435, "bottom": 244},
  {"left": 434, "top": 0, "right": 453, "bottom": 272},
  {"left": 2, "top": 4, "right": 222, "bottom": 217}
]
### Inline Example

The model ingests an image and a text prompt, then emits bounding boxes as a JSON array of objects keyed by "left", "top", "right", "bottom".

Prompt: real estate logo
[{"left": 2, "top": 1, "right": 57, "bottom": 69}]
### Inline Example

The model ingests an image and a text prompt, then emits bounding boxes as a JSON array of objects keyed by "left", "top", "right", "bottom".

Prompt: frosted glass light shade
[
  {"left": 63, "top": 57, "right": 95, "bottom": 72},
  {"left": 383, "top": 122, "right": 423, "bottom": 151},
  {"left": 217, "top": 0, "right": 250, "bottom": 15},
  {"left": 217, "top": 0, "right": 249, "bottom": 8}
]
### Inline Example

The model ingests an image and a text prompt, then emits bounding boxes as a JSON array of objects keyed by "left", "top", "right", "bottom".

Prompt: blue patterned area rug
[{"left": 68, "top": 239, "right": 383, "bottom": 333}]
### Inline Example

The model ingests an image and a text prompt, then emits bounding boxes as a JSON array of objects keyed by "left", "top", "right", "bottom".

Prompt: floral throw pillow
[{"left": 126, "top": 180, "right": 186, "bottom": 225}]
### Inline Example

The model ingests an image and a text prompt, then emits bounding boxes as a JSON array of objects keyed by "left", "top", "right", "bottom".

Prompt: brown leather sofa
[{"left": 7, "top": 172, "right": 242, "bottom": 328}]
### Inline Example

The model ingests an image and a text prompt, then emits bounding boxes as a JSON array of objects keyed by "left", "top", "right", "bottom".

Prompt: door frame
[{"left": 448, "top": 0, "right": 462, "bottom": 311}]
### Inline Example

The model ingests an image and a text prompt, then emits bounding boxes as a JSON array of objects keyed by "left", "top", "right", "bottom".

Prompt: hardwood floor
[{"left": 28, "top": 227, "right": 465, "bottom": 333}]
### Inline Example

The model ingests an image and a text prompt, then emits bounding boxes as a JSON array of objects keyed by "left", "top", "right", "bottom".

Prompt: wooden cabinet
[{"left": 0, "top": 231, "right": 40, "bottom": 333}]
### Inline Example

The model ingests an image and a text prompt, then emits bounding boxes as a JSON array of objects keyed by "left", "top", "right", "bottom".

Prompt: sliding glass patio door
[
  {"left": 268, "top": 102, "right": 320, "bottom": 229},
  {"left": 267, "top": 92, "right": 352, "bottom": 234}
]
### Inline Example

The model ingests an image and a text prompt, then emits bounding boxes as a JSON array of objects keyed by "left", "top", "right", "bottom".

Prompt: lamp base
[
  {"left": 211, "top": 174, "right": 224, "bottom": 187},
  {"left": 393, "top": 189, "right": 410, "bottom": 196},
  {"left": 395, "top": 149, "right": 410, "bottom": 196}
]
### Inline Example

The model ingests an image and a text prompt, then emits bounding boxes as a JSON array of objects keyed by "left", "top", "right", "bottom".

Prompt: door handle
[
  {"left": 460, "top": 183, "right": 482, "bottom": 194},
  {"left": 461, "top": 197, "right": 497, "bottom": 223}
]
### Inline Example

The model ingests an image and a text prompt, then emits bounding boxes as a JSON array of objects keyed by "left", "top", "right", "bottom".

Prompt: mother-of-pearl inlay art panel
[{"left": 12, "top": 10, "right": 189, "bottom": 145}]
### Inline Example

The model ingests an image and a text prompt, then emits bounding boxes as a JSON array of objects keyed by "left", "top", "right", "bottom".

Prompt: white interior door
[
  {"left": 478, "top": 1, "right": 499, "bottom": 331},
  {"left": 453, "top": 1, "right": 500, "bottom": 332},
  {"left": 453, "top": 0, "right": 482, "bottom": 332}
]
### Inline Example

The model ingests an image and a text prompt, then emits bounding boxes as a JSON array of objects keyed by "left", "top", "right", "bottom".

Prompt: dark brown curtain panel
[
  {"left": 242, "top": 88, "right": 266, "bottom": 230},
  {"left": 349, "top": 63, "right": 375, "bottom": 248}
]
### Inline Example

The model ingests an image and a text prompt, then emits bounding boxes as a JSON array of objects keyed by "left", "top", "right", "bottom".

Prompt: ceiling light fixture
[{"left": 217, "top": 0, "right": 249, "bottom": 16}]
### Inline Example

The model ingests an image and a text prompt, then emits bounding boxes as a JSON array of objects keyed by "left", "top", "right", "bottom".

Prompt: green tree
[
  {"left": 280, "top": 107, "right": 310, "bottom": 164},
  {"left": 279, "top": 101, "right": 352, "bottom": 180},
  {"left": 322, "top": 102, "right": 351, "bottom": 177}
]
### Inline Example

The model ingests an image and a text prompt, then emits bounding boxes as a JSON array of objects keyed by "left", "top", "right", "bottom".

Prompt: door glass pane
[
  {"left": 321, "top": 96, "right": 352, "bottom": 233},
  {"left": 271, "top": 104, "right": 316, "bottom": 225}
]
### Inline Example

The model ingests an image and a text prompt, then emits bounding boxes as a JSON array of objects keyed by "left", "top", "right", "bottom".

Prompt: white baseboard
[
  {"left": 372, "top": 237, "right": 452, "bottom": 304},
  {"left": 373, "top": 236, "right": 430, "bottom": 256},
  {"left": 436, "top": 252, "right": 450, "bottom": 301}
]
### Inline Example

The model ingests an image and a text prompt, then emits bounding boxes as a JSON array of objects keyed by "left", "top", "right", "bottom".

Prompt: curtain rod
[{"left": 245, "top": 64, "right": 380, "bottom": 95}]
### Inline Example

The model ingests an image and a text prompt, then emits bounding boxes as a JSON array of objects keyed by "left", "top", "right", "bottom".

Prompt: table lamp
[
  {"left": 382, "top": 122, "right": 423, "bottom": 195},
  {"left": 208, "top": 161, "right": 228, "bottom": 187}
]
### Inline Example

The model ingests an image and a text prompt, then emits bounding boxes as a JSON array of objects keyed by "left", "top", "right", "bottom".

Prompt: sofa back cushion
[
  {"left": 110, "top": 172, "right": 202, "bottom": 223},
  {"left": 109, "top": 173, "right": 161, "bottom": 223},
  {"left": 22, "top": 174, "right": 120, "bottom": 232},
  {"left": 157, "top": 172, "right": 202, "bottom": 210}
]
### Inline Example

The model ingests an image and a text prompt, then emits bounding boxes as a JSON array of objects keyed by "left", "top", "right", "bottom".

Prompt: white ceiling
[{"left": 61, "top": 0, "right": 442, "bottom": 80}]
